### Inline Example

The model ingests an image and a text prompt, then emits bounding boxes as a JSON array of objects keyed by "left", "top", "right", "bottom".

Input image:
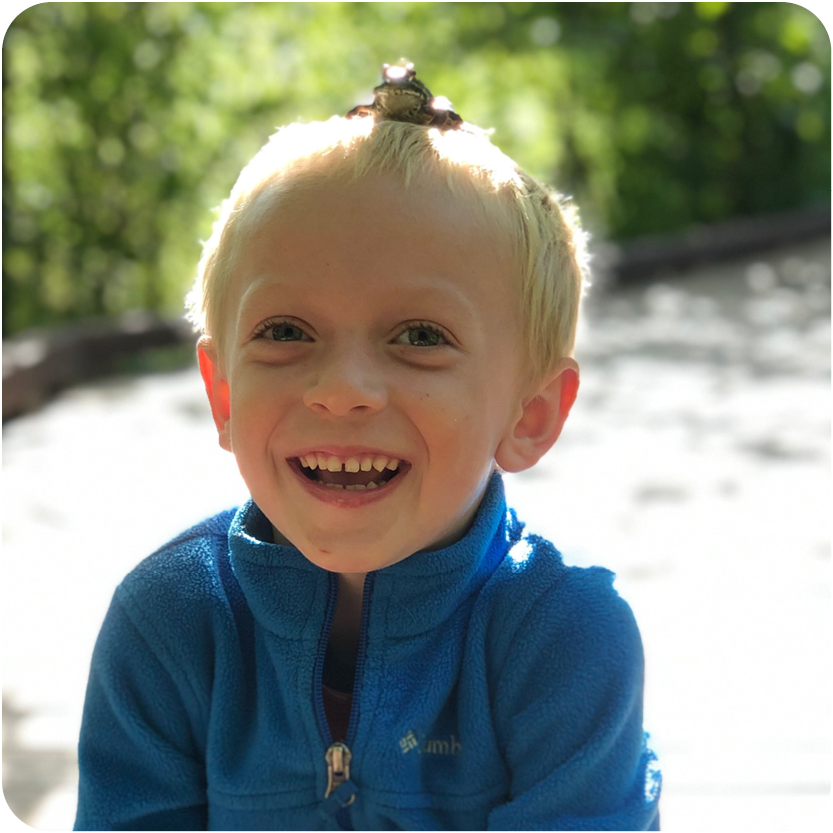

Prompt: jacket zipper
[
  {"left": 317, "top": 572, "right": 375, "bottom": 829},
  {"left": 325, "top": 741, "right": 353, "bottom": 800}
]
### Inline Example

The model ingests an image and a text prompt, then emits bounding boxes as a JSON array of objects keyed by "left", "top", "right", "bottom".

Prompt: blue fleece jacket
[{"left": 74, "top": 472, "right": 661, "bottom": 830}]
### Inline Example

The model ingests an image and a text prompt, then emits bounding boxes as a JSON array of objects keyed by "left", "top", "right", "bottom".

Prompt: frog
[{"left": 346, "top": 63, "right": 463, "bottom": 130}]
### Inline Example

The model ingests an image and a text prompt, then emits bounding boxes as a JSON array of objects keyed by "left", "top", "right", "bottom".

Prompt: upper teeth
[{"left": 299, "top": 454, "right": 401, "bottom": 472}]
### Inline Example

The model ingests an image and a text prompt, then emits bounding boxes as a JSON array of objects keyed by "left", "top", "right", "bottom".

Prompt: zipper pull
[{"left": 325, "top": 741, "right": 356, "bottom": 806}]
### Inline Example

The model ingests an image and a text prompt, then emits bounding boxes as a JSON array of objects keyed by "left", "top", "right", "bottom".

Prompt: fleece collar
[{"left": 228, "top": 471, "right": 520, "bottom": 640}]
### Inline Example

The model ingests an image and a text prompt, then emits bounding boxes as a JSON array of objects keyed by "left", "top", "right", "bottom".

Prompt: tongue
[{"left": 315, "top": 468, "right": 389, "bottom": 486}]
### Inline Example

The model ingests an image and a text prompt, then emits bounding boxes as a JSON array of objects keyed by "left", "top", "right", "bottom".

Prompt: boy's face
[{"left": 203, "top": 172, "right": 531, "bottom": 574}]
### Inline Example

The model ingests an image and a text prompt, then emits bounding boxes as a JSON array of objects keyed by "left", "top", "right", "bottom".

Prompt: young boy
[{"left": 74, "top": 69, "right": 661, "bottom": 830}]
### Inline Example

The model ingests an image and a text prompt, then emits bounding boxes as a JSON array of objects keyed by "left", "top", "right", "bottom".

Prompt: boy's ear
[
  {"left": 494, "top": 357, "right": 579, "bottom": 473},
  {"left": 197, "top": 336, "right": 232, "bottom": 452}
]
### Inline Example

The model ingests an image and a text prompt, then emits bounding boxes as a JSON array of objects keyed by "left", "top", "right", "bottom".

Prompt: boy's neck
[
  {"left": 337, "top": 571, "right": 366, "bottom": 600},
  {"left": 329, "top": 572, "right": 366, "bottom": 662}
]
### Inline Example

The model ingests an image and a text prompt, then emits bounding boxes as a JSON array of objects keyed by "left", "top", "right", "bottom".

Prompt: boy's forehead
[
  {"left": 246, "top": 167, "right": 512, "bottom": 244},
  {"left": 230, "top": 173, "right": 519, "bottom": 301}
]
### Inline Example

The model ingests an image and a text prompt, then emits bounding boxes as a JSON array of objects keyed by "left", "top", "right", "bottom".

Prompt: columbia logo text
[{"left": 399, "top": 731, "right": 462, "bottom": 756}]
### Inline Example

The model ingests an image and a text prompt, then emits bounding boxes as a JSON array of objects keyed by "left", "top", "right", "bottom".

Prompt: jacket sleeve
[
  {"left": 74, "top": 590, "right": 208, "bottom": 830},
  {"left": 487, "top": 567, "right": 661, "bottom": 831}
]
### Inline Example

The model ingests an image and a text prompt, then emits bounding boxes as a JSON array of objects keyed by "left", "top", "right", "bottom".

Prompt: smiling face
[{"left": 200, "top": 172, "right": 534, "bottom": 574}]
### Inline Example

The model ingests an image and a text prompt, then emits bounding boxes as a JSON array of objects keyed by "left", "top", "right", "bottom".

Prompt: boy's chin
[
  {"left": 270, "top": 519, "right": 414, "bottom": 572},
  {"left": 289, "top": 527, "right": 413, "bottom": 573},
  {"left": 299, "top": 545, "right": 408, "bottom": 575}
]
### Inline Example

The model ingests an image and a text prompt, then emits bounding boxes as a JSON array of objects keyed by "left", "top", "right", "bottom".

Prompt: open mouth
[{"left": 288, "top": 455, "right": 410, "bottom": 491}]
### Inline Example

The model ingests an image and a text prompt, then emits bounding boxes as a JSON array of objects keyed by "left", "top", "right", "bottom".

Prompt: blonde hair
[{"left": 185, "top": 116, "right": 589, "bottom": 392}]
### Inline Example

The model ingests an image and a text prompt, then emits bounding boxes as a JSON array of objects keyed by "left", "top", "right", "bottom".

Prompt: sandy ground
[{"left": 2, "top": 237, "right": 830, "bottom": 831}]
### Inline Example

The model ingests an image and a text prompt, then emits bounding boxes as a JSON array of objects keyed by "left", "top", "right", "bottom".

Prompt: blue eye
[
  {"left": 253, "top": 319, "right": 312, "bottom": 342},
  {"left": 396, "top": 322, "right": 449, "bottom": 348},
  {"left": 270, "top": 323, "right": 304, "bottom": 342}
]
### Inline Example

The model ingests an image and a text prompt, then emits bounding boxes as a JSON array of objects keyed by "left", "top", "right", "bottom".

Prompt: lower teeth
[{"left": 323, "top": 481, "right": 380, "bottom": 490}]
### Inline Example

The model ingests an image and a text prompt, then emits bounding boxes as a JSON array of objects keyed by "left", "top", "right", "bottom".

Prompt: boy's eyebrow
[{"left": 237, "top": 276, "right": 478, "bottom": 322}]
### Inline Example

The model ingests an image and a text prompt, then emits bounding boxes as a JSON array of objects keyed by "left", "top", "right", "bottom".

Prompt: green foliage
[{"left": 4, "top": 2, "right": 829, "bottom": 334}]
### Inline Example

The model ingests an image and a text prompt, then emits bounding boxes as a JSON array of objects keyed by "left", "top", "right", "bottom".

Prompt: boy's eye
[
  {"left": 254, "top": 320, "right": 312, "bottom": 342},
  {"left": 394, "top": 322, "right": 449, "bottom": 348},
  {"left": 270, "top": 323, "right": 306, "bottom": 342}
]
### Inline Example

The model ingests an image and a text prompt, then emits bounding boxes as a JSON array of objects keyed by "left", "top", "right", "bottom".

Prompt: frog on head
[
  {"left": 187, "top": 92, "right": 586, "bottom": 584},
  {"left": 346, "top": 61, "right": 463, "bottom": 129}
]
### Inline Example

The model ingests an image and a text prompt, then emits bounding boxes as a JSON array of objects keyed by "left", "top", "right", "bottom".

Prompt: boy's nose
[{"left": 302, "top": 346, "right": 388, "bottom": 416}]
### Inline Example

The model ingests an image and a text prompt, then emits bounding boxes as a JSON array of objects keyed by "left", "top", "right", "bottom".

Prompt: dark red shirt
[{"left": 322, "top": 684, "right": 353, "bottom": 742}]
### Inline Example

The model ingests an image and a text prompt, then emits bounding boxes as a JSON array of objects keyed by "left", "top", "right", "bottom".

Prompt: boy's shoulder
[
  {"left": 115, "top": 507, "right": 239, "bottom": 621},
  {"left": 483, "top": 510, "right": 642, "bottom": 667},
  {"left": 92, "top": 509, "right": 240, "bottom": 718},
  {"left": 490, "top": 508, "right": 624, "bottom": 613}
]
